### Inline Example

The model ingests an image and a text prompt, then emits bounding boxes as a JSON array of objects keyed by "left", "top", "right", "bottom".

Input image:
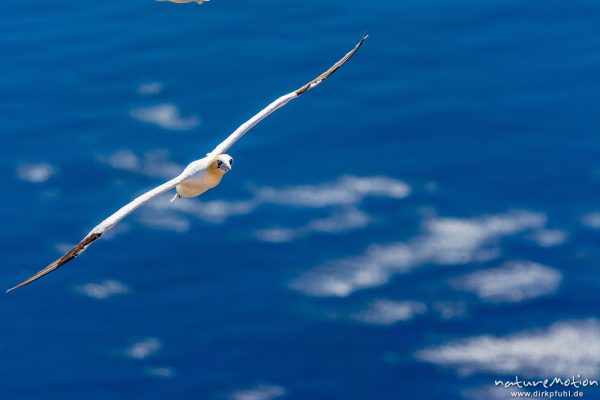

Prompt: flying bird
[{"left": 7, "top": 34, "right": 367, "bottom": 293}]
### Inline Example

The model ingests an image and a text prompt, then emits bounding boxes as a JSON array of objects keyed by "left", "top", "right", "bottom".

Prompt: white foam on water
[
  {"left": 230, "top": 384, "right": 287, "bottom": 400},
  {"left": 130, "top": 103, "right": 199, "bottom": 130},
  {"left": 416, "top": 319, "right": 600, "bottom": 377},
  {"left": 149, "top": 196, "right": 258, "bottom": 225},
  {"left": 530, "top": 229, "right": 568, "bottom": 247},
  {"left": 255, "top": 176, "right": 410, "bottom": 208},
  {"left": 305, "top": 207, "right": 370, "bottom": 233},
  {"left": 137, "top": 212, "right": 190, "bottom": 233},
  {"left": 253, "top": 228, "right": 297, "bottom": 243},
  {"left": 254, "top": 208, "right": 370, "bottom": 243},
  {"left": 433, "top": 302, "right": 468, "bottom": 320},
  {"left": 146, "top": 366, "right": 176, "bottom": 378},
  {"left": 101, "top": 150, "right": 140, "bottom": 171},
  {"left": 76, "top": 280, "right": 130, "bottom": 299},
  {"left": 416, "top": 211, "right": 546, "bottom": 265},
  {"left": 352, "top": 300, "right": 426, "bottom": 325},
  {"left": 138, "top": 82, "right": 164, "bottom": 96},
  {"left": 100, "top": 149, "right": 183, "bottom": 179},
  {"left": 453, "top": 261, "right": 562, "bottom": 303},
  {"left": 292, "top": 211, "right": 547, "bottom": 297},
  {"left": 582, "top": 212, "right": 600, "bottom": 229},
  {"left": 16, "top": 162, "right": 56, "bottom": 183},
  {"left": 138, "top": 150, "right": 183, "bottom": 178},
  {"left": 177, "top": 199, "right": 258, "bottom": 223},
  {"left": 124, "top": 338, "right": 162, "bottom": 360}
]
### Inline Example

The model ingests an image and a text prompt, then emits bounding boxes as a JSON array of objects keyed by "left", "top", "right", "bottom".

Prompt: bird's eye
[
  {"left": 229, "top": 159, "right": 233, "bottom": 166},
  {"left": 217, "top": 160, "right": 223, "bottom": 166}
]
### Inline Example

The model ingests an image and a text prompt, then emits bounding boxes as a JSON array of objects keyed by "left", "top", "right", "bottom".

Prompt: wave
[
  {"left": 130, "top": 103, "right": 199, "bottom": 131},
  {"left": 137, "top": 82, "right": 164, "bottom": 96},
  {"left": 99, "top": 149, "right": 183, "bottom": 179},
  {"left": 292, "top": 210, "right": 547, "bottom": 297},
  {"left": 16, "top": 162, "right": 56, "bottom": 183},
  {"left": 124, "top": 337, "right": 162, "bottom": 360},
  {"left": 76, "top": 280, "right": 130, "bottom": 299},
  {"left": 254, "top": 176, "right": 410, "bottom": 208},
  {"left": 255, "top": 207, "right": 370, "bottom": 243},
  {"left": 416, "top": 319, "right": 600, "bottom": 377},
  {"left": 352, "top": 300, "right": 426, "bottom": 325},
  {"left": 582, "top": 212, "right": 600, "bottom": 229},
  {"left": 529, "top": 229, "right": 568, "bottom": 248},
  {"left": 453, "top": 261, "right": 562, "bottom": 303}
]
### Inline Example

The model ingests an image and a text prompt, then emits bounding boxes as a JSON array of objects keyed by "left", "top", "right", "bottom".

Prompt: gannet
[{"left": 7, "top": 34, "right": 367, "bottom": 293}]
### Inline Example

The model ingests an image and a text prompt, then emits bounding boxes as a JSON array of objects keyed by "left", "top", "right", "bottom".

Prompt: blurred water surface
[{"left": 1, "top": 0, "right": 600, "bottom": 399}]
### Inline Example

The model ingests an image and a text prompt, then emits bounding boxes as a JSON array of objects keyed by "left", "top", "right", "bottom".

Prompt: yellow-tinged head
[{"left": 213, "top": 154, "right": 233, "bottom": 175}]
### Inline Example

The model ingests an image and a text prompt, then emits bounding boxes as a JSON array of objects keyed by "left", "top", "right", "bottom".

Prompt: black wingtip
[
  {"left": 294, "top": 33, "right": 368, "bottom": 95},
  {"left": 6, "top": 232, "right": 102, "bottom": 293}
]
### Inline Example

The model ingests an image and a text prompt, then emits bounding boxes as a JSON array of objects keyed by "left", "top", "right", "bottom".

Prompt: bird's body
[
  {"left": 176, "top": 168, "right": 223, "bottom": 198},
  {"left": 7, "top": 35, "right": 367, "bottom": 293},
  {"left": 175, "top": 154, "right": 232, "bottom": 198}
]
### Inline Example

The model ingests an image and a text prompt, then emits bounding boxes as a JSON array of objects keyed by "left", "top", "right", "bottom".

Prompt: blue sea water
[{"left": 2, "top": 0, "right": 600, "bottom": 399}]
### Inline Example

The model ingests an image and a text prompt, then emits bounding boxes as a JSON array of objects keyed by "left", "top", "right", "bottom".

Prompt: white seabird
[{"left": 7, "top": 34, "right": 367, "bottom": 293}]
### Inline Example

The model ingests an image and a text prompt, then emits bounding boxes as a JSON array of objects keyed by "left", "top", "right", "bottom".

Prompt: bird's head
[{"left": 214, "top": 154, "right": 233, "bottom": 174}]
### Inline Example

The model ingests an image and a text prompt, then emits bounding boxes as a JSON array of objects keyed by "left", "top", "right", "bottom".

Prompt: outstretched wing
[
  {"left": 6, "top": 160, "right": 209, "bottom": 293},
  {"left": 208, "top": 33, "right": 367, "bottom": 157}
]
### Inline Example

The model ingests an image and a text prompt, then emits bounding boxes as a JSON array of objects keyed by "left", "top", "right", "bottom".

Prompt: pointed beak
[{"left": 217, "top": 161, "right": 231, "bottom": 172}]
